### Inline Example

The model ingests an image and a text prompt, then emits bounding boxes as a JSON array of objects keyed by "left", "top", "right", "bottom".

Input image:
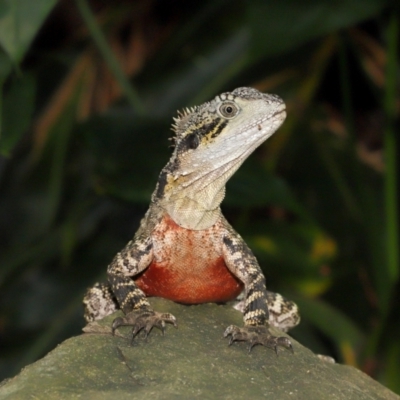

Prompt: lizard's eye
[{"left": 219, "top": 102, "right": 239, "bottom": 119}]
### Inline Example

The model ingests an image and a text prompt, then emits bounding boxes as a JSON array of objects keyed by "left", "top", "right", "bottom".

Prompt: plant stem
[
  {"left": 364, "top": 10, "right": 400, "bottom": 364},
  {"left": 75, "top": 0, "right": 145, "bottom": 115},
  {"left": 384, "top": 13, "right": 399, "bottom": 284}
]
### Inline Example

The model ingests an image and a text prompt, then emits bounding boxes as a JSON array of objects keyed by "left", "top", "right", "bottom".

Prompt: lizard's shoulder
[{"left": 133, "top": 202, "right": 166, "bottom": 241}]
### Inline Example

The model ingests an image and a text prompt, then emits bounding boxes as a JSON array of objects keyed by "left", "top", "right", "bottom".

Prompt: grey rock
[{"left": 0, "top": 298, "right": 398, "bottom": 400}]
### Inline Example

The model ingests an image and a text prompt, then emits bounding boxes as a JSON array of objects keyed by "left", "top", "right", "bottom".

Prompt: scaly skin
[{"left": 84, "top": 87, "right": 300, "bottom": 351}]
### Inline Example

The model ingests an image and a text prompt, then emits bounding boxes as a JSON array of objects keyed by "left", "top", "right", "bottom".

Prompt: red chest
[{"left": 134, "top": 214, "right": 243, "bottom": 303}]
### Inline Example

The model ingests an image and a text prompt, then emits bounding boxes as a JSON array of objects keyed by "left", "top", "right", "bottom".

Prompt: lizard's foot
[
  {"left": 224, "top": 325, "right": 293, "bottom": 354},
  {"left": 112, "top": 310, "right": 177, "bottom": 343}
]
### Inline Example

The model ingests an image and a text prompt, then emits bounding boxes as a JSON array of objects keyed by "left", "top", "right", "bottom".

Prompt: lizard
[{"left": 83, "top": 87, "right": 300, "bottom": 352}]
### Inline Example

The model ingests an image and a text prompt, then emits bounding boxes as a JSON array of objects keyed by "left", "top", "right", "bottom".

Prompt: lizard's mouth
[
  {"left": 268, "top": 103, "right": 286, "bottom": 119},
  {"left": 272, "top": 108, "right": 286, "bottom": 119}
]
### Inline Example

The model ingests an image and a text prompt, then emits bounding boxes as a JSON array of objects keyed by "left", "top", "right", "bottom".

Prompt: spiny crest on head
[
  {"left": 171, "top": 106, "right": 198, "bottom": 132},
  {"left": 170, "top": 103, "right": 205, "bottom": 144}
]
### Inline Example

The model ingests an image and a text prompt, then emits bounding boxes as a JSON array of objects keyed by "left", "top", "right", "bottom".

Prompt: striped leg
[
  {"left": 86, "top": 234, "right": 176, "bottom": 340},
  {"left": 265, "top": 291, "right": 300, "bottom": 332},
  {"left": 107, "top": 235, "right": 153, "bottom": 313},
  {"left": 221, "top": 228, "right": 297, "bottom": 353},
  {"left": 108, "top": 235, "right": 176, "bottom": 339},
  {"left": 83, "top": 282, "right": 118, "bottom": 322}
]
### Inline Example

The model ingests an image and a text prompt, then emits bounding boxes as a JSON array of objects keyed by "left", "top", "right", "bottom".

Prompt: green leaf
[
  {"left": 0, "top": 47, "right": 12, "bottom": 78},
  {"left": 242, "top": 219, "right": 335, "bottom": 300},
  {"left": 226, "top": 161, "right": 312, "bottom": 221},
  {"left": 0, "top": 0, "right": 58, "bottom": 64},
  {"left": 247, "top": 0, "right": 388, "bottom": 61},
  {"left": 0, "top": 73, "right": 35, "bottom": 155},
  {"left": 141, "top": 0, "right": 387, "bottom": 100},
  {"left": 383, "top": 341, "right": 400, "bottom": 394},
  {"left": 291, "top": 295, "right": 365, "bottom": 358},
  {"left": 80, "top": 110, "right": 171, "bottom": 202}
]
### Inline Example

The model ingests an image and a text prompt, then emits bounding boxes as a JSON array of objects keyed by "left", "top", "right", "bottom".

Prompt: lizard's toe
[
  {"left": 111, "top": 310, "right": 177, "bottom": 343},
  {"left": 224, "top": 324, "right": 293, "bottom": 354}
]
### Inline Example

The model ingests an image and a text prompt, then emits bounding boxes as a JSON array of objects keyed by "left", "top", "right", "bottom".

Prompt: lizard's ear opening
[
  {"left": 187, "top": 133, "right": 200, "bottom": 150},
  {"left": 177, "top": 133, "right": 200, "bottom": 153}
]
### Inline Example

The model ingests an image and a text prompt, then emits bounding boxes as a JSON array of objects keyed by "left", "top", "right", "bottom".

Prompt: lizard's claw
[
  {"left": 224, "top": 325, "right": 293, "bottom": 354},
  {"left": 112, "top": 310, "right": 177, "bottom": 343}
]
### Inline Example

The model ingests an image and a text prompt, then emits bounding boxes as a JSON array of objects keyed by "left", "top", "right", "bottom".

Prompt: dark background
[{"left": 0, "top": 0, "right": 399, "bottom": 393}]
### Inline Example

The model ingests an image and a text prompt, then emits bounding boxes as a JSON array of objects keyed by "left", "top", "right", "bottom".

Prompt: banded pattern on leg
[
  {"left": 221, "top": 220, "right": 297, "bottom": 353},
  {"left": 266, "top": 291, "right": 300, "bottom": 332},
  {"left": 107, "top": 235, "right": 153, "bottom": 314},
  {"left": 83, "top": 282, "right": 118, "bottom": 322},
  {"left": 221, "top": 231, "right": 268, "bottom": 326}
]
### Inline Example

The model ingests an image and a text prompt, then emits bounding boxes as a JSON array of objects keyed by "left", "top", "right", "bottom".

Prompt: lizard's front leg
[
  {"left": 107, "top": 235, "right": 176, "bottom": 342},
  {"left": 221, "top": 228, "right": 297, "bottom": 354}
]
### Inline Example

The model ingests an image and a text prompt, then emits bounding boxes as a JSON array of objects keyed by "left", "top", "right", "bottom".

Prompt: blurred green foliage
[{"left": 0, "top": 0, "right": 398, "bottom": 393}]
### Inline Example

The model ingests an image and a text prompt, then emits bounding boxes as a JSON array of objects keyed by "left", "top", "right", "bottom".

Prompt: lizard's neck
[
  {"left": 163, "top": 191, "right": 223, "bottom": 230},
  {"left": 155, "top": 160, "right": 240, "bottom": 230}
]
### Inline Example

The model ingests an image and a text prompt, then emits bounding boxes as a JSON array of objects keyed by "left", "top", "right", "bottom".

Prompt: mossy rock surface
[{"left": 0, "top": 298, "right": 398, "bottom": 400}]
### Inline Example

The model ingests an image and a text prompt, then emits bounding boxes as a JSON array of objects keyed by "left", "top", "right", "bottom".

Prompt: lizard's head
[
  {"left": 155, "top": 87, "right": 286, "bottom": 229},
  {"left": 169, "top": 87, "right": 286, "bottom": 185}
]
